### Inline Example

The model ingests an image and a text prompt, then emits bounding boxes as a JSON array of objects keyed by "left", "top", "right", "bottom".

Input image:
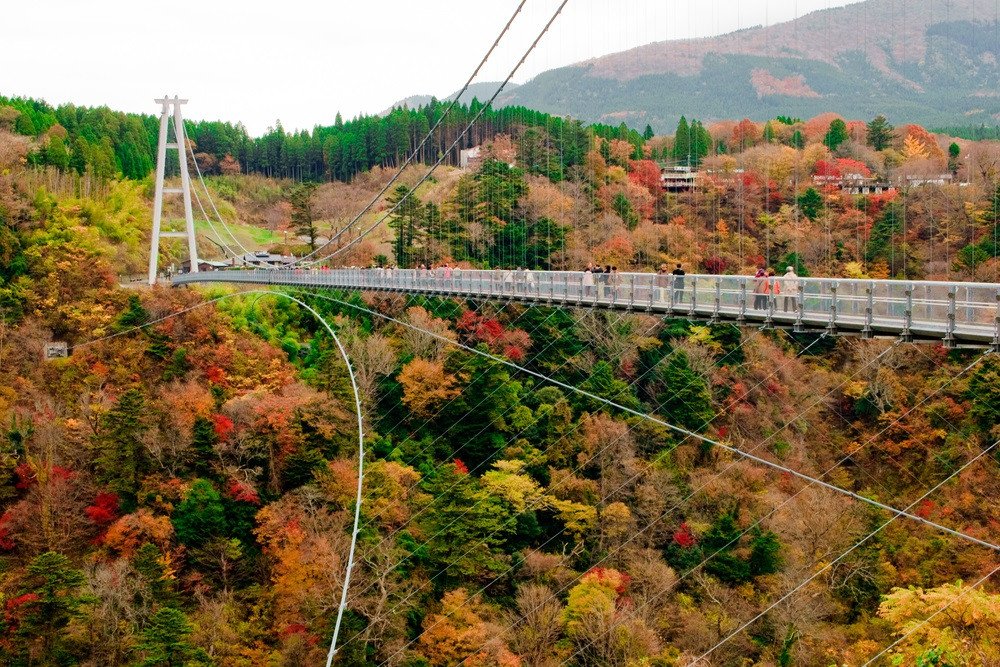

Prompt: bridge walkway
[{"left": 172, "top": 269, "right": 1000, "bottom": 348}]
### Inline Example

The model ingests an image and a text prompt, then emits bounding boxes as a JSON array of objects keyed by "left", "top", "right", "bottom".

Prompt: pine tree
[
  {"left": 693, "top": 120, "right": 713, "bottom": 165},
  {"left": 762, "top": 120, "right": 775, "bottom": 143},
  {"left": 288, "top": 182, "right": 319, "bottom": 251},
  {"left": 948, "top": 142, "right": 961, "bottom": 174},
  {"left": 45, "top": 136, "right": 69, "bottom": 171},
  {"left": 16, "top": 552, "right": 87, "bottom": 662},
  {"left": 867, "top": 115, "right": 895, "bottom": 151},
  {"left": 117, "top": 293, "right": 149, "bottom": 330},
  {"left": 14, "top": 112, "right": 36, "bottom": 135},
  {"left": 672, "top": 116, "right": 691, "bottom": 165},
  {"left": 420, "top": 463, "right": 514, "bottom": 582},
  {"left": 189, "top": 416, "right": 216, "bottom": 477},
  {"left": 93, "top": 388, "right": 149, "bottom": 506},
  {"left": 612, "top": 192, "right": 639, "bottom": 231},
  {"left": 135, "top": 607, "right": 205, "bottom": 667},
  {"left": 133, "top": 542, "right": 173, "bottom": 603},
  {"left": 797, "top": 187, "right": 824, "bottom": 221},
  {"left": 824, "top": 119, "right": 849, "bottom": 151},
  {"left": 656, "top": 351, "right": 714, "bottom": 432},
  {"left": 172, "top": 480, "right": 228, "bottom": 547},
  {"left": 387, "top": 184, "right": 424, "bottom": 266},
  {"left": 790, "top": 129, "right": 805, "bottom": 149},
  {"left": 642, "top": 124, "right": 654, "bottom": 141}
]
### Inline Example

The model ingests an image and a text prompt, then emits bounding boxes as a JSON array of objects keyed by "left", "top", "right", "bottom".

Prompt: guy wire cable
[
  {"left": 65, "top": 290, "right": 364, "bottom": 665},
  {"left": 305, "top": 0, "right": 572, "bottom": 267},
  {"left": 289, "top": 0, "right": 531, "bottom": 266},
  {"left": 690, "top": 438, "right": 1000, "bottom": 665},
  {"left": 299, "top": 295, "right": 1000, "bottom": 663},
  {"left": 176, "top": 116, "right": 255, "bottom": 259},
  {"left": 554, "top": 347, "right": 996, "bottom": 665}
]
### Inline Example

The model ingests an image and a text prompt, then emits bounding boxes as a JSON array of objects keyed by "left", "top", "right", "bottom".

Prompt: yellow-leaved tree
[
  {"left": 398, "top": 358, "right": 460, "bottom": 419},
  {"left": 878, "top": 579, "right": 1000, "bottom": 665}
]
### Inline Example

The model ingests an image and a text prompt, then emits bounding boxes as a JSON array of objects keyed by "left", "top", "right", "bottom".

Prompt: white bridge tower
[{"left": 148, "top": 95, "right": 198, "bottom": 285}]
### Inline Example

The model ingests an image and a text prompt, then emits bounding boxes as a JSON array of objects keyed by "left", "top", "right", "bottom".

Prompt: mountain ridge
[{"left": 395, "top": 0, "right": 1000, "bottom": 132}]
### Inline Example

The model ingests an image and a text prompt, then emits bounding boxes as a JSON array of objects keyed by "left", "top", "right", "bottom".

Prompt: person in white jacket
[{"left": 782, "top": 266, "right": 799, "bottom": 312}]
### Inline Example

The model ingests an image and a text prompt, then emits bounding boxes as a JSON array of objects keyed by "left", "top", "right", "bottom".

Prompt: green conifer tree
[
  {"left": 134, "top": 607, "right": 206, "bottom": 667},
  {"left": 93, "top": 388, "right": 149, "bottom": 506},
  {"left": 866, "top": 115, "right": 895, "bottom": 151},
  {"left": 672, "top": 116, "right": 691, "bottom": 165},
  {"left": 797, "top": 187, "right": 824, "bottom": 221},
  {"left": 16, "top": 552, "right": 87, "bottom": 662},
  {"left": 824, "top": 119, "right": 849, "bottom": 151},
  {"left": 172, "top": 480, "right": 227, "bottom": 547},
  {"left": 656, "top": 351, "right": 714, "bottom": 432},
  {"left": 288, "top": 182, "right": 319, "bottom": 251},
  {"left": 762, "top": 120, "right": 775, "bottom": 143},
  {"left": 189, "top": 416, "right": 217, "bottom": 477}
]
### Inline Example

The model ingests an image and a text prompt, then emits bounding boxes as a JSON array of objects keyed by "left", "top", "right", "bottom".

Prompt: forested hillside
[
  {"left": 467, "top": 0, "right": 1000, "bottom": 132},
  {"left": 0, "top": 94, "right": 625, "bottom": 183},
  {"left": 2, "top": 92, "right": 1000, "bottom": 665}
]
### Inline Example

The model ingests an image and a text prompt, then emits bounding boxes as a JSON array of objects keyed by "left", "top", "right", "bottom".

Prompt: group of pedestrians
[
  {"left": 309, "top": 261, "right": 802, "bottom": 312},
  {"left": 500, "top": 266, "right": 536, "bottom": 293},
  {"left": 581, "top": 263, "right": 622, "bottom": 298},
  {"left": 753, "top": 266, "right": 800, "bottom": 311},
  {"left": 654, "top": 263, "right": 686, "bottom": 303}
]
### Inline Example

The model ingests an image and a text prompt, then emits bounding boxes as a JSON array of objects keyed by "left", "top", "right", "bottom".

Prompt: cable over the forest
[
  {"left": 65, "top": 290, "right": 364, "bottom": 665},
  {"left": 302, "top": 291, "right": 1000, "bottom": 554},
  {"left": 288, "top": 0, "right": 531, "bottom": 267},
  {"left": 301, "top": 0, "right": 572, "bottom": 267}
]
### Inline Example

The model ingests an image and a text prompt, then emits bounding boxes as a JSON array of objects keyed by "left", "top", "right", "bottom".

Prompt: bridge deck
[{"left": 172, "top": 269, "right": 1000, "bottom": 348}]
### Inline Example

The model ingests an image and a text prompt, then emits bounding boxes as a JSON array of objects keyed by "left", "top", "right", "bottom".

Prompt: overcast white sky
[{"left": 4, "top": 0, "right": 863, "bottom": 135}]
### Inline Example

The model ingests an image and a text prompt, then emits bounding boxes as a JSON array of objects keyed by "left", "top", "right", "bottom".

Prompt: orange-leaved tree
[{"left": 398, "top": 358, "right": 461, "bottom": 420}]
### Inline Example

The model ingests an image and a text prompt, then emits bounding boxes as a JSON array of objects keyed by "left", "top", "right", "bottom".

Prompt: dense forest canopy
[
  {"left": 1, "top": 90, "right": 1000, "bottom": 665},
  {"left": 0, "top": 94, "right": 643, "bottom": 183}
]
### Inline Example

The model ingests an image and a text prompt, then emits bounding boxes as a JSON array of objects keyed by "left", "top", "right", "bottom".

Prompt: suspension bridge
[
  {"left": 130, "top": 0, "right": 1000, "bottom": 662},
  {"left": 173, "top": 268, "right": 1000, "bottom": 349}
]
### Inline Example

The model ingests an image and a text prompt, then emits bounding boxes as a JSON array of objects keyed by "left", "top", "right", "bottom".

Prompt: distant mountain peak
[
  {"left": 464, "top": 0, "right": 1000, "bottom": 131},
  {"left": 382, "top": 81, "right": 520, "bottom": 117}
]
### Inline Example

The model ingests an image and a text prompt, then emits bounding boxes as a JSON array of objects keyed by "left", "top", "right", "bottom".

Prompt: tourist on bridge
[
  {"left": 767, "top": 268, "right": 779, "bottom": 310},
  {"left": 600, "top": 265, "right": 611, "bottom": 299},
  {"left": 502, "top": 267, "right": 514, "bottom": 293},
  {"left": 656, "top": 264, "right": 670, "bottom": 302},
  {"left": 753, "top": 268, "right": 769, "bottom": 310},
  {"left": 781, "top": 266, "right": 798, "bottom": 312},
  {"left": 672, "top": 263, "right": 686, "bottom": 303},
  {"left": 592, "top": 264, "right": 605, "bottom": 299},
  {"left": 583, "top": 264, "right": 595, "bottom": 298}
]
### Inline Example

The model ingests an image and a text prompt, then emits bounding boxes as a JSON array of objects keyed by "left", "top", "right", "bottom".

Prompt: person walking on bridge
[
  {"left": 671, "top": 263, "right": 686, "bottom": 303},
  {"left": 753, "top": 268, "right": 768, "bottom": 310},
  {"left": 656, "top": 264, "right": 669, "bottom": 302},
  {"left": 767, "top": 268, "right": 779, "bottom": 310},
  {"left": 582, "top": 264, "right": 595, "bottom": 298},
  {"left": 781, "top": 266, "right": 798, "bottom": 312},
  {"left": 593, "top": 264, "right": 606, "bottom": 299}
]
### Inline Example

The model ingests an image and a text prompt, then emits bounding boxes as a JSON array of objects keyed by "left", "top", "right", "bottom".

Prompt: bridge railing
[{"left": 173, "top": 268, "right": 1000, "bottom": 345}]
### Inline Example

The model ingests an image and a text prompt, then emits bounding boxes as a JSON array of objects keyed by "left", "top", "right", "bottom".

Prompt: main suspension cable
[
  {"left": 302, "top": 0, "right": 571, "bottom": 267},
  {"left": 288, "top": 0, "right": 531, "bottom": 266}
]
